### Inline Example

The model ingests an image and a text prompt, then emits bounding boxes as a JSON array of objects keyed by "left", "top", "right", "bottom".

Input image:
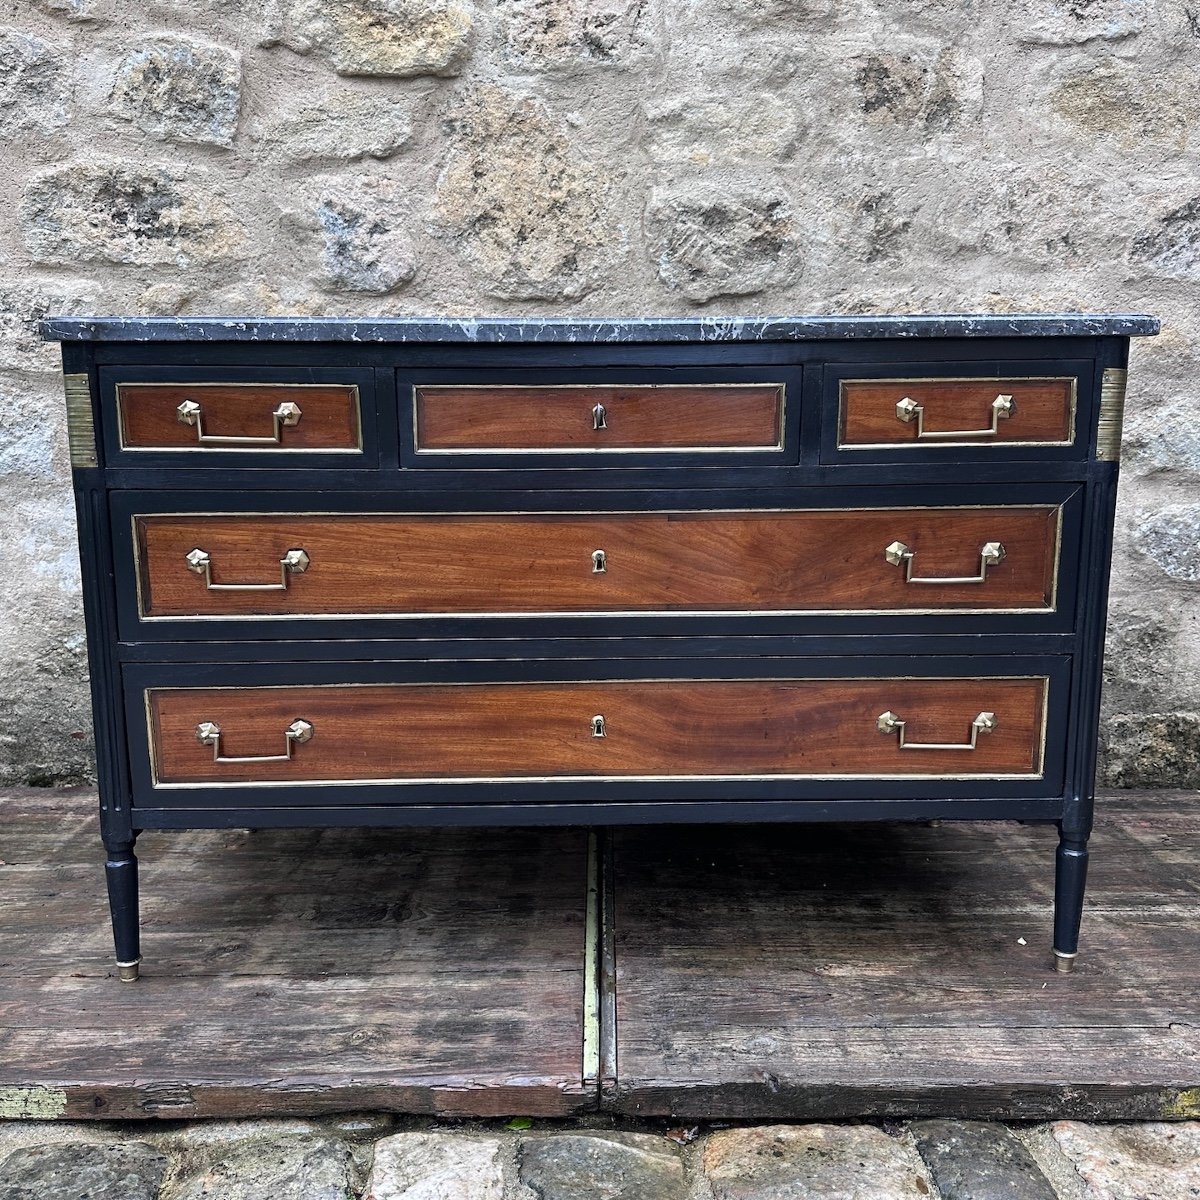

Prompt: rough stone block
[
  {"left": 0, "top": 282, "right": 100, "bottom": 373},
  {"left": 0, "top": 1142, "right": 166, "bottom": 1200},
  {"left": 0, "top": 376, "right": 66, "bottom": 481},
  {"left": 35, "top": 0, "right": 111, "bottom": 19},
  {"left": 435, "top": 85, "right": 622, "bottom": 300},
  {"left": 645, "top": 181, "right": 795, "bottom": 302},
  {"left": 1099, "top": 712, "right": 1200, "bottom": 789},
  {"left": 853, "top": 47, "right": 974, "bottom": 131},
  {"left": 167, "top": 1133, "right": 358, "bottom": 1200},
  {"left": 262, "top": 91, "right": 412, "bottom": 162},
  {"left": 316, "top": 182, "right": 418, "bottom": 294},
  {"left": 22, "top": 160, "right": 242, "bottom": 267},
  {"left": 699, "top": 1124, "right": 936, "bottom": 1199},
  {"left": 1124, "top": 396, "right": 1200, "bottom": 476},
  {"left": 1048, "top": 58, "right": 1188, "bottom": 145},
  {"left": 1101, "top": 608, "right": 1181, "bottom": 711},
  {"left": 1134, "top": 504, "right": 1200, "bottom": 581},
  {"left": 497, "top": 0, "right": 652, "bottom": 70},
  {"left": 0, "top": 28, "right": 70, "bottom": 132},
  {"left": 1050, "top": 1121, "right": 1200, "bottom": 1199},
  {"left": 518, "top": 1131, "right": 685, "bottom": 1200},
  {"left": 109, "top": 34, "right": 242, "bottom": 146},
  {"left": 643, "top": 94, "right": 802, "bottom": 164},
  {"left": 366, "top": 1133, "right": 505, "bottom": 1200},
  {"left": 288, "top": 0, "right": 475, "bottom": 77},
  {"left": 911, "top": 1120, "right": 1059, "bottom": 1200},
  {"left": 1018, "top": 0, "right": 1146, "bottom": 45},
  {"left": 1130, "top": 197, "right": 1200, "bottom": 279}
]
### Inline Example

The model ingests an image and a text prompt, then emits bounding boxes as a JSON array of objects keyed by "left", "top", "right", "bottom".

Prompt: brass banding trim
[
  {"left": 837, "top": 376, "right": 1078, "bottom": 450},
  {"left": 412, "top": 382, "right": 787, "bottom": 455},
  {"left": 116, "top": 381, "right": 364, "bottom": 454},
  {"left": 130, "top": 503, "right": 1066, "bottom": 622},
  {"left": 1097, "top": 368, "right": 1127, "bottom": 462},
  {"left": 143, "top": 675, "right": 1051, "bottom": 788},
  {"left": 64, "top": 374, "right": 97, "bottom": 468}
]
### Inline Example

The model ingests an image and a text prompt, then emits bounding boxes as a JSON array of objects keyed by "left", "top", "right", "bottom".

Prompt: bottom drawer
[{"left": 144, "top": 674, "right": 1050, "bottom": 786}]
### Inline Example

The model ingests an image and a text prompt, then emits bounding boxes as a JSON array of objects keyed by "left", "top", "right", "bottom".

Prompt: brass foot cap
[
  {"left": 117, "top": 960, "right": 141, "bottom": 983},
  {"left": 1053, "top": 950, "right": 1078, "bottom": 974}
]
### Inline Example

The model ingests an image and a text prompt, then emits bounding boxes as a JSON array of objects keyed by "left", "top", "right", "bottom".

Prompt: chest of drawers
[{"left": 42, "top": 314, "right": 1158, "bottom": 984}]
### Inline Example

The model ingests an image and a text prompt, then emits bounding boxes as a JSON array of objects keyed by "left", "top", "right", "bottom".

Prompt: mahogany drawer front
[
  {"left": 116, "top": 382, "right": 363, "bottom": 453},
  {"left": 414, "top": 383, "right": 784, "bottom": 453},
  {"left": 839, "top": 378, "right": 1075, "bottom": 449},
  {"left": 146, "top": 676, "right": 1049, "bottom": 786},
  {"left": 132, "top": 505, "right": 1063, "bottom": 620}
]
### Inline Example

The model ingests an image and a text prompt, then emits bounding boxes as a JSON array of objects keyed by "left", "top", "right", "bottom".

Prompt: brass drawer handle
[
  {"left": 592, "top": 402, "right": 607, "bottom": 431},
  {"left": 885, "top": 540, "right": 1005, "bottom": 585},
  {"left": 185, "top": 547, "right": 310, "bottom": 590},
  {"left": 895, "top": 393, "right": 1014, "bottom": 439},
  {"left": 176, "top": 398, "right": 302, "bottom": 445},
  {"left": 877, "top": 710, "right": 996, "bottom": 750},
  {"left": 195, "top": 718, "right": 314, "bottom": 763}
]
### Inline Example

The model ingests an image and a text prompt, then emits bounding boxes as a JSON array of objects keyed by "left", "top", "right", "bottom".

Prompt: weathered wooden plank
[
  {"left": 609, "top": 792, "right": 1200, "bottom": 1119},
  {"left": 0, "top": 790, "right": 592, "bottom": 1119}
]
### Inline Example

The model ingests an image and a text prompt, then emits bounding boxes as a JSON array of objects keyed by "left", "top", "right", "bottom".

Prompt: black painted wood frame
[{"left": 56, "top": 327, "right": 1138, "bottom": 978}]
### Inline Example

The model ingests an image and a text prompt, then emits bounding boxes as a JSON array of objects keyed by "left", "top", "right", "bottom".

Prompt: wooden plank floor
[
  {"left": 0, "top": 790, "right": 592, "bottom": 1120},
  {"left": 609, "top": 791, "right": 1200, "bottom": 1120},
  {"left": 4, "top": 789, "right": 1199, "bottom": 1121}
]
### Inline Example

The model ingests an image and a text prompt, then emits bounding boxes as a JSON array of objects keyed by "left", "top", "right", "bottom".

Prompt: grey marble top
[{"left": 39, "top": 313, "right": 1160, "bottom": 343}]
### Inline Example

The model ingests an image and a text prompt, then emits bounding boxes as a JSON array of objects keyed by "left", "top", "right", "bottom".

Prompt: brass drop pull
[
  {"left": 592, "top": 402, "right": 608, "bottom": 431},
  {"left": 176, "top": 398, "right": 302, "bottom": 445},
  {"left": 592, "top": 549, "right": 607, "bottom": 573},
  {"left": 895, "top": 393, "right": 1014, "bottom": 440},
  {"left": 195, "top": 718, "right": 314, "bottom": 763},
  {"left": 885, "top": 540, "right": 1005, "bottom": 585},
  {"left": 185, "top": 547, "right": 310, "bottom": 591},
  {"left": 877, "top": 710, "right": 996, "bottom": 751},
  {"left": 592, "top": 715, "right": 607, "bottom": 738}
]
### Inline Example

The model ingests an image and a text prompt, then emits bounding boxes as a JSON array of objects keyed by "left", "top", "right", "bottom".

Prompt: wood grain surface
[
  {"left": 136, "top": 507, "right": 1061, "bottom": 617},
  {"left": 415, "top": 383, "right": 784, "bottom": 450},
  {"left": 0, "top": 789, "right": 591, "bottom": 1118},
  {"left": 148, "top": 678, "right": 1047, "bottom": 784},
  {"left": 840, "top": 378, "right": 1074, "bottom": 446},
  {"left": 609, "top": 792, "right": 1200, "bottom": 1118},
  {"left": 118, "top": 383, "right": 361, "bottom": 451},
  {"left": 3, "top": 789, "right": 1198, "bottom": 1120}
]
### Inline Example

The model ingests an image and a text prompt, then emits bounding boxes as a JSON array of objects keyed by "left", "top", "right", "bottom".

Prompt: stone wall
[{"left": 1, "top": 0, "right": 1198, "bottom": 786}]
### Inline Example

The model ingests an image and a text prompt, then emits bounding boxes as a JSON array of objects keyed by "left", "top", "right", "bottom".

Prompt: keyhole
[
  {"left": 592, "top": 402, "right": 607, "bottom": 431},
  {"left": 592, "top": 715, "right": 606, "bottom": 738},
  {"left": 592, "top": 549, "right": 607, "bottom": 573}
]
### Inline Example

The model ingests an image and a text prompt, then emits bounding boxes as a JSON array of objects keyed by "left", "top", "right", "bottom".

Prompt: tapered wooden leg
[
  {"left": 1053, "top": 827, "right": 1089, "bottom": 973},
  {"left": 104, "top": 838, "right": 141, "bottom": 982}
]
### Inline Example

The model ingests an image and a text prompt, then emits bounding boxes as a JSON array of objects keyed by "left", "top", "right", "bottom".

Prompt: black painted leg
[
  {"left": 104, "top": 838, "right": 141, "bottom": 982},
  {"left": 1053, "top": 826, "right": 1089, "bottom": 974}
]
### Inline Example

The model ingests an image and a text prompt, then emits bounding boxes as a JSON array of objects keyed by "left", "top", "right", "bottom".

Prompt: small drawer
[
  {"left": 145, "top": 675, "right": 1050, "bottom": 786},
  {"left": 838, "top": 377, "right": 1075, "bottom": 450},
  {"left": 98, "top": 366, "right": 377, "bottom": 468},
  {"left": 118, "top": 382, "right": 361, "bottom": 452},
  {"left": 414, "top": 383, "right": 784, "bottom": 453},
  {"left": 129, "top": 503, "right": 1064, "bottom": 621}
]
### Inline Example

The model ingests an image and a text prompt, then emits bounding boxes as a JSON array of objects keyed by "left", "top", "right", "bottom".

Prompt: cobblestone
[{"left": 0, "top": 1119, "right": 1196, "bottom": 1198}]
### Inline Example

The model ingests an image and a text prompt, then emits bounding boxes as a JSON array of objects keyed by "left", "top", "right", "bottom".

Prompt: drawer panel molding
[
  {"left": 146, "top": 676, "right": 1050, "bottom": 786},
  {"left": 839, "top": 377, "right": 1076, "bottom": 449},
  {"left": 132, "top": 506, "right": 1065, "bottom": 620},
  {"left": 414, "top": 383, "right": 785, "bottom": 453},
  {"left": 117, "top": 382, "right": 363, "bottom": 453}
]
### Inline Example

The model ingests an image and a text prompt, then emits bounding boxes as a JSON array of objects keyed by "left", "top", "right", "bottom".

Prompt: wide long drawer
[
  {"left": 144, "top": 675, "right": 1049, "bottom": 787},
  {"left": 129, "top": 505, "right": 1065, "bottom": 620}
]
